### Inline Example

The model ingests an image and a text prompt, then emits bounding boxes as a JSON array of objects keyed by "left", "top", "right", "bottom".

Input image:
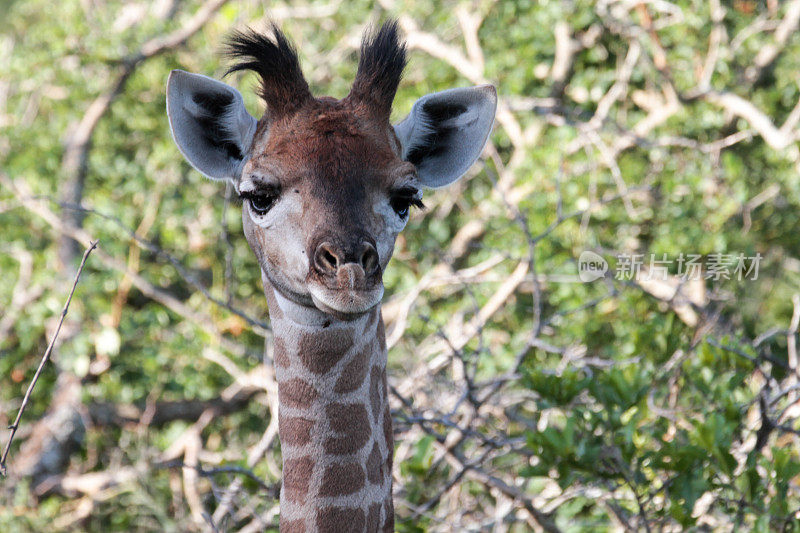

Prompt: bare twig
[
  {"left": 87, "top": 386, "right": 262, "bottom": 428},
  {"left": 704, "top": 90, "right": 797, "bottom": 151},
  {"left": 0, "top": 241, "right": 97, "bottom": 477}
]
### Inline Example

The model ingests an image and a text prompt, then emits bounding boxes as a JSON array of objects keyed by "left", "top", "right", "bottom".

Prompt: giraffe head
[{"left": 167, "top": 21, "right": 496, "bottom": 320}]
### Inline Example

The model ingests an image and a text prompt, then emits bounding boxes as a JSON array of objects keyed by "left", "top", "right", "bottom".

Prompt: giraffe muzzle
[
  {"left": 308, "top": 240, "right": 384, "bottom": 319},
  {"left": 312, "top": 240, "right": 380, "bottom": 279},
  {"left": 307, "top": 281, "right": 384, "bottom": 320}
]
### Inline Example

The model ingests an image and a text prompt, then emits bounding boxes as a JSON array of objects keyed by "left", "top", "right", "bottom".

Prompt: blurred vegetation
[{"left": 2, "top": 0, "right": 800, "bottom": 531}]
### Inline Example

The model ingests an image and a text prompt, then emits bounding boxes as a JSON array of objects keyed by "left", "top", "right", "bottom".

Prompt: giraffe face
[
  {"left": 166, "top": 21, "right": 497, "bottom": 319},
  {"left": 238, "top": 100, "right": 422, "bottom": 319}
]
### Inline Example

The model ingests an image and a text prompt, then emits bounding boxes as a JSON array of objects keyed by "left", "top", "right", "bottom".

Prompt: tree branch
[{"left": 0, "top": 241, "right": 97, "bottom": 477}]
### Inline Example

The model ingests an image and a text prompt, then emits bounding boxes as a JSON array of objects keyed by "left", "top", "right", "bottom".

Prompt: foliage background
[{"left": 2, "top": 0, "right": 800, "bottom": 531}]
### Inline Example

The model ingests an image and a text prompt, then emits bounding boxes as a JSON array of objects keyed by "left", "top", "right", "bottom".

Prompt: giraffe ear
[
  {"left": 166, "top": 69, "right": 258, "bottom": 181},
  {"left": 393, "top": 85, "right": 497, "bottom": 188}
]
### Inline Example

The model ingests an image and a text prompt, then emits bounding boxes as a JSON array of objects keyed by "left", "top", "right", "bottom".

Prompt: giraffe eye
[
  {"left": 390, "top": 187, "right": 423, "bottom": 218},
  {"left": 242, "top": 187, "right": 280, "bottom": 216},
  {"left": 390, "top": 197, "right": 410, "bottom": 218}
]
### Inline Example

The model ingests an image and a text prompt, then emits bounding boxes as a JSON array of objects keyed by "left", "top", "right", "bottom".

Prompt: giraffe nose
[{"left": 313, "top": 241, "right": 380, "bottom": 278}]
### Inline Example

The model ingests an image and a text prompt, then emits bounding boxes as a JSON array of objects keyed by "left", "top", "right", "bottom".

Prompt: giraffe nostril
[
  {"left": 360, "top": 244, "right": 379, "bottom": 276},
  {"left": 323, "top": 250, "right": 337, "bottom": 268},
  {"left": 314, "top": 242, "right": 341, "bottom": 275},
  {"left": 314, "top": 241, "right": 379, "bottom": 279}
]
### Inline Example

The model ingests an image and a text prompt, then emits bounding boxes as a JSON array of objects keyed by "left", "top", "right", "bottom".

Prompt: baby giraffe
[{"left": 166, "top": 20, "right": 496, "bottom": 532}]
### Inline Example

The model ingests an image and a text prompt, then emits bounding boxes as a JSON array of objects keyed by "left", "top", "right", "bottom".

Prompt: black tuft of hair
[
  {"left": 225, "top": 23, "right": 311, "bottom": 115},
  {"left": 348, "top": 20, "right": 407, "bottom": 120}
]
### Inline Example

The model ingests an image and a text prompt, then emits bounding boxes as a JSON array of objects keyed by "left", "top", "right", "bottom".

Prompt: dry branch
[
  {"left": 0, "top": 241, "right": 97, "bottom": 477},
  {"left": 87, "top": 386, "right": 262, "bottom": 428}
]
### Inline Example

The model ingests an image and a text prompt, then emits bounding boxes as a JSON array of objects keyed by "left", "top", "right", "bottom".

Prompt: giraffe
[{"left": 166, "top": 20, "right": 496, "bottom": 532}]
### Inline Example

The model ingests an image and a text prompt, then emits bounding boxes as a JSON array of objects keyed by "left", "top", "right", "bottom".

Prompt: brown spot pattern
[
  {"left": 366, "top": 442, "right": 383, "bottom": 484},
  {"left": 280, "top": 415, "right": 314, "bottom": 446},
  {"left": 366, "top": 503, "right": 382, "bottom": 532},
  {"left": 364, "top": 309, "right": 379, "bottom": 336},
  {"left": 334, "top": 341, "right": 372, "bottom": 393},
  {"left": 283, "top": 456, "right": 314, "bottom": 504},
  {"left": 324, "top": 403, "right": 370, "bottom": 454},
  {"left": 279, "top": 378, "right": 319, "bottom": 408},
  {"left": 376, "top": 316, "right": 386, "bottom": 347},
  {"left": 319, "top": 462, "right": 365, "bottom": 496},
  {"left": 298, "top": 327, "right": 354, "bottom": 374},
  {"left": 281, "top": 518, "right": 306, "bottom": 533},
  {"left": 274, "top": 337, "right": 290, "bottom": 368},
  {"left": 382, "top": 495, "right": 394, "bottom": 533},
  {"left": 383, "top": 404, "right": 393, "bottom": 467},
  {"left": 317, "top": 507, "right": 365, "bottom": 533},
  {"left": 370, "top": 366, "right": 382, "bottom": 422}
]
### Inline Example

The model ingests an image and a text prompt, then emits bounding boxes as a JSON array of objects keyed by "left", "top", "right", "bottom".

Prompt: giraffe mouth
[{"left": 307, "top": 283, "right": 384, "bottom": 320}]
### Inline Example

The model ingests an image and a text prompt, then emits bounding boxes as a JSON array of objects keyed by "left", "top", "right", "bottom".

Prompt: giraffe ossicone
[{"left": 166, "top": 20, "right": 496, "bottom": 532}]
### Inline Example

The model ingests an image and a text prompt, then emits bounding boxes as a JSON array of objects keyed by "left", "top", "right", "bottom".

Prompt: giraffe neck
[{"left": 263, "top": 281, "right": 393, "bottom": 533}]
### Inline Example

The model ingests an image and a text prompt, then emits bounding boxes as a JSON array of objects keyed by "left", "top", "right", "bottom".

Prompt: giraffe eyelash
[
  {"left": 389, "top": 187, "right": 424, "bottom": 218},
  {"left": 390, "top": 187, "right": 424, "bottom": 209},
  {"left": 238, "top": 184, "right": 281, "bottom": 200}
]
